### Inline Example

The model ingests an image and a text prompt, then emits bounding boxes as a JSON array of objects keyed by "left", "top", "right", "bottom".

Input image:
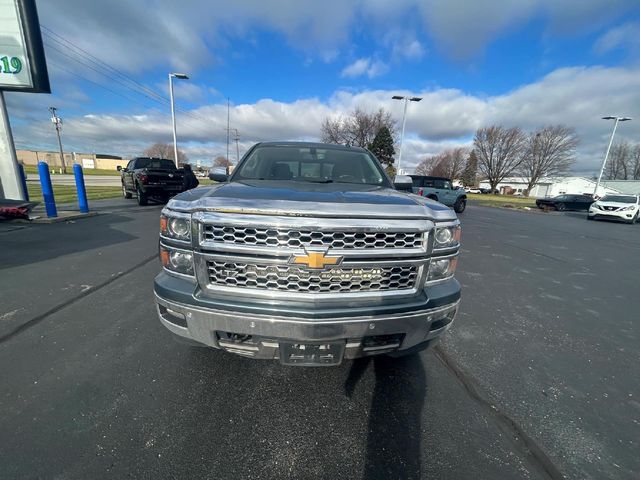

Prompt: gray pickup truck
[{"left": 154, "top": 142, "right": 461, "bottom": 366}]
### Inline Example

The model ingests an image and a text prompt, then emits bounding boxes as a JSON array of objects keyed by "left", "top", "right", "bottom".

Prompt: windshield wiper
[{"left": 306, "top": 179, "right": 333, "bottom": 183}]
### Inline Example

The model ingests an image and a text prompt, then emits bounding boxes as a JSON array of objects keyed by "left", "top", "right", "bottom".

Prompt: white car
[{"left": 588, "top": 194, "right": 640, "bottom": 224}]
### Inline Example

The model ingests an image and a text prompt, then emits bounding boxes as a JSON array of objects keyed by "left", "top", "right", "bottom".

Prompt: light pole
[
  {"left": 392, "top": 95, "right": 422, "bottom": 175},
  {"left": 168, "top": 72, "right": 189, "bottom": 167},
  {"left": 593, "top": 116, "right": 632, "bottom": 197}
]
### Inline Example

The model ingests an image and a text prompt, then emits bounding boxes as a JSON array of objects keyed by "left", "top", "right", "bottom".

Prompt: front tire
[
  {"left": 136, "top": 184, "right": 148, "bottom": 206},
  {"left": 627, "top": 212, "right": 638, "bottom": 224},
  {"left": 453, "top": 198, "right": 467, "bottom": 213},
  {"left": 556, "top": 203, "right": 566, "bottom": 212},
  {"left": 122, "top": 184, "right": 132, "bottom": 199}
]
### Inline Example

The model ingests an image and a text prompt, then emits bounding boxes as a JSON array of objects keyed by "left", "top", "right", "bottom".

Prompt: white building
[{"left": 478, "top": 177, "right": 625, "bottom": 198}]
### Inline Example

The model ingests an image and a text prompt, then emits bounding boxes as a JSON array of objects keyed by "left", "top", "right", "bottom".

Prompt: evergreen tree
[
  {"left": 368, "top": 126, "right": 396, "bottom": 170},
  {"left": 461, "top": 150, "right": 478, "bottom": 186}
]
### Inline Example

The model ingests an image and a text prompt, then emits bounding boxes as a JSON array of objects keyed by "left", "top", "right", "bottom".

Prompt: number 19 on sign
[{"left": 0, "top": 56, "right": 23, "bottom": 74}]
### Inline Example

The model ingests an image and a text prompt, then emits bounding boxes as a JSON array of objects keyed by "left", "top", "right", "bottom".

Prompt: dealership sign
[
  {"left": 0, "top": 0, "right": 49, "bottom": 92},
  {"left": 0, "top": 0, "right": 49, "bottom": 201}
]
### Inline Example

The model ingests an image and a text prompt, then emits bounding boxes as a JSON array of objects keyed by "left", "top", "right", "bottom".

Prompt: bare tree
[
  {"left": 321, "top": 107, "right": 396, "bottom": 148},
  {"left": 413, "top": 148, "right": 468, "bottom": 179},
  {"left": 606, "top": 141, "right": 631, "bottom": 180},
  {"left": 143, "top": 142, "right": 188, "bottom": 164},
  {"left": 632, "top": 145, "right": 640, "bottom": 180},
  {"left": 213, "top": 156, "right": 232, "bottom": 168},
  {"left": 414, "top": 156, "right": 438, "bottom": 176},
  {"left": 473, "top": 126, "right": 526, "bottom": 192},
  {"left": 520, "top": 126, "right": 578, "bottom": 196}
]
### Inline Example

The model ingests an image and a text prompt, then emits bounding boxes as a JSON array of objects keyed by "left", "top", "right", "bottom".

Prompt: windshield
[
  {"left": 600, "top": 195, "right": 636, "bottom": 203},
  {"left": 232, "top": 146, "right": 389, "bottom": 186},
  {"left": 136, "top": 158, "right": 176, "bottom": 170}
]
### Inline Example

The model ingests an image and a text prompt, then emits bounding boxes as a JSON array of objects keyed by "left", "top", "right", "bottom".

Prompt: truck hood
[{"left": 167, "top": 180, "right": 456, "bottom": 220}]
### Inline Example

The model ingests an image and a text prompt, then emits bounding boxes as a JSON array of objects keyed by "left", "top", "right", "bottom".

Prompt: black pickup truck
[{"left": 119, "top": 157, "right": 185, "bottom": 205}]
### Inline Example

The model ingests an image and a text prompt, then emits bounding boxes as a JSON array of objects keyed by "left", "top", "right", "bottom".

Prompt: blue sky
[{"left": 6, "top": 0, "right": 640, "bottom": 173}]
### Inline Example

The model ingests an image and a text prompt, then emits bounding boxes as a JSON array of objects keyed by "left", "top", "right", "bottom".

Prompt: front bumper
[
  {"left": 588, "top": 208, "right": 635, "bottom": 221},
  {"left": 154, "top": 271, "right": 460, "bottom": 362}
]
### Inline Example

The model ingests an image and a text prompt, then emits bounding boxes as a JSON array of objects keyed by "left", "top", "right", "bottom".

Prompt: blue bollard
[
  {"left": 18, "top": 164, "right": 29, "bottom": 201},
  {"left": 73, "top": 164, "right": 89, "bottom": 213},
  {"left": 38, "top": 161, "right": 57, "bottom": 217}
]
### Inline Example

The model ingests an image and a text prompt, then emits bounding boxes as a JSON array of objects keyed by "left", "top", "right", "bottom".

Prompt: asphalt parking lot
[{"left": 1, "top": 201, "right": 638, "bottom": 479}]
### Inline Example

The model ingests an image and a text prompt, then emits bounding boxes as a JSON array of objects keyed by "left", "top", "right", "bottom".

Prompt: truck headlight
[
  {"left": 160, "top": 212, "right": 191, "bottom": 241},
  {"left": 434, "top": 225, "right": 461, "bottom": 249},
  {"left": 428, "top": 256, "right": 458, "bottom": 281},
  {"left": 160, "top": 245, "right": 194, "bottom": 276}
]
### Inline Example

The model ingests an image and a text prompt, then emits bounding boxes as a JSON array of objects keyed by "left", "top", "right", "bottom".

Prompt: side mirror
[
  {"left": 393, "top": 175, "right": 413, "bottom": 191},
  {"left": 117, "top": 165, "right": 122, "bottom": 171},
  {"left": 209, "top": 172, "right": 229, "bottom": 182}
]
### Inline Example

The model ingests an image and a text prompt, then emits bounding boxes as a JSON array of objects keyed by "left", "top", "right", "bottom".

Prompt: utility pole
[
  {"left": 226, "top": 98, "right": 230, "bottom": 162},
  {"left": 234, "top": 129, "right": 240, "bottom": 163},
  {"left": 49, "top": 107, "right": 66, "bottom": 173}
]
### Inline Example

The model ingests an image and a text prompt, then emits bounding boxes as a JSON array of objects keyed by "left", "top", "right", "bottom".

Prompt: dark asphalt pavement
[{"left": 1, "top": 200, "right": 638, "bottom": 479}]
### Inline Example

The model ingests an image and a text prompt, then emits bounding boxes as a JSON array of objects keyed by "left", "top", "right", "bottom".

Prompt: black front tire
[
  {"left": 453, "top": 198, "right": 467, "bottom": 213},
  {"left": 122, "top": 184, "right": 132, "bottom": 199},
  {"left": 136, "top": 185, "right": 148, "bottom": 206}
]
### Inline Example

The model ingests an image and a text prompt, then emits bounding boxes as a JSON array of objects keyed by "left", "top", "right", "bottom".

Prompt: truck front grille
[
  {"left": 202, "top": 225, "right": 423, "bottom": 250},
  {"left": 206, "top": 260, "right": 418, "bottom": 293}
]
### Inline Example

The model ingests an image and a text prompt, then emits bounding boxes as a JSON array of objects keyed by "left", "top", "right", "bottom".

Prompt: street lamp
[
  {"left": 392, "top": 95, "right": 422, "bottom": 174},
  {"left": 168, "top": 72, "right": 189, "bottom": 167},
  {"left": 593, "top": 116, "right": 632, "bottom": 197}
]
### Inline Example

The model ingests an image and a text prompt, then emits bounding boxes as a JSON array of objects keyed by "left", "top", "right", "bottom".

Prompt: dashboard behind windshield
[{"left": 232, "top": 146, "right": 389, "bottom": 186}]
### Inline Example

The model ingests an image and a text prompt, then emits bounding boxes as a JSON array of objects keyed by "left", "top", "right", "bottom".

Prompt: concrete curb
[{"left": 28, "top": 211, "right": 99, "bottom": 223}]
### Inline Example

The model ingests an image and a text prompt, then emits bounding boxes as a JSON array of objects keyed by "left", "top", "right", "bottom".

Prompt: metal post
[
  {"left": 226, "top": 98, "right": 230, "bottom": 162},
  {"left": 38, "top": 161, "right": 57, "bottom": 217},
  {"left": 18, "top": 164, "right": 29, "bottom": 201},
  {"left": 593, "top": 118, "right": 619, "bottom": 197},
  {"left": 0, "top": 91, "right": 27, "bottom": 200},
  {"left": 73, "top": 163, "right": 89, "bottom": 213},
  {"left": 169, "top": 74, "right": 179, "bottom": 167},
  {"left": 397, "top": 98, "right": 409, "bottom": 174},
  {"left": 49, "top": 107, "right": 66, "bottom": 174}
]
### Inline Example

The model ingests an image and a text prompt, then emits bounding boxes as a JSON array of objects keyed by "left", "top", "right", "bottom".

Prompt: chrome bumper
[{"left": 155, "top": 293, "right": 458, "bottom": 361}]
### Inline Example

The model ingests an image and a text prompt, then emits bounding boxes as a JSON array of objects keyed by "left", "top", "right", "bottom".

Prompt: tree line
[
  {"left": 416, "top": 125, "right": 579, "bottom": 195},
  {"left": 604, "top": 141, "right": 640, "bottom": 180}
]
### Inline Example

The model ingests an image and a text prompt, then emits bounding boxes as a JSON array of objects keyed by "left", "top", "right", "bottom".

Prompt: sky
[{"left": 5, "top": 0, "right": 640, "bottom": 175}]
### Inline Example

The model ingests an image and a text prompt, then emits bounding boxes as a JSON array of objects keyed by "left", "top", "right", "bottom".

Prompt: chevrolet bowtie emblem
[{"left": 291, "top": 249, "right": 342, "bottom": 269}]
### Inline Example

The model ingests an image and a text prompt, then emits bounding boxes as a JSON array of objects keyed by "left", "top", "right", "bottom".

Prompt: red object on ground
[{"left": 0, "top": 207, "right": 29, "bottom": 220}]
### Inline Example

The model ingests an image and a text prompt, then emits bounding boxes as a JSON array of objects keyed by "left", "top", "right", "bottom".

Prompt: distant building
[
  {"left": 16, "top": 149, "right": 128, "bottom": 171},
  {"left": 478, "top": 176, "right": 628, "bottom": 198},
  {"left": 600, "top": 180, "right": 640, "bottom": 195}
]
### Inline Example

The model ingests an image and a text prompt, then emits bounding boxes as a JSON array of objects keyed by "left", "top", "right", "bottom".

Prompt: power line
[{"left": 40, "top": 25, "right": 212, "bottom": 125}]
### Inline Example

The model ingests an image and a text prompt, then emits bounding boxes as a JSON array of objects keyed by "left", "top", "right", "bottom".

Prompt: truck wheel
[
  {"left": 122, "top": 184, "right": 132, "bottom": 199},
  {"left": 136, "top": 184, "right": 148, "bottom": 206},
  {"left": 454, "top": 198, "right": 466, "bottom": 213}
]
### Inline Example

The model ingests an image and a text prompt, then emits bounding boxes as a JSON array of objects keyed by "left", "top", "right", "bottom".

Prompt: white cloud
[
  {"left": 593, "top": 21, "right": 640, "bottom": 55},
  {"left": 9, "top": 66, "right": 640, "bottom": 174},
  {"left": 341, "top": 58, "right": 389, "bottom": 78},
  {"left": 34, "top": 0, "right": 635, "bottom": 73},
  {"left": 341, "top": 58, "right": 370, "bottom": 77}
]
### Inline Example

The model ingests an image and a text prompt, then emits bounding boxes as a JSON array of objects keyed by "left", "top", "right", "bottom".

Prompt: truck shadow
[{"left": 345, "top": 355, "right": 426, "bottom": 480}]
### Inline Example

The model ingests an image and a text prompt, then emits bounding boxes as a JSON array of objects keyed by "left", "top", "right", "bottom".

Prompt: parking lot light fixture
[
  {"left": 594, "top": 116, "right": 632, "bottom": 197},
  {"left": 392, "top": 95, "right": 422, "bottom": 175},
  {"left": 169, "top": 73, "right": 190, "bottom": 167}
]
